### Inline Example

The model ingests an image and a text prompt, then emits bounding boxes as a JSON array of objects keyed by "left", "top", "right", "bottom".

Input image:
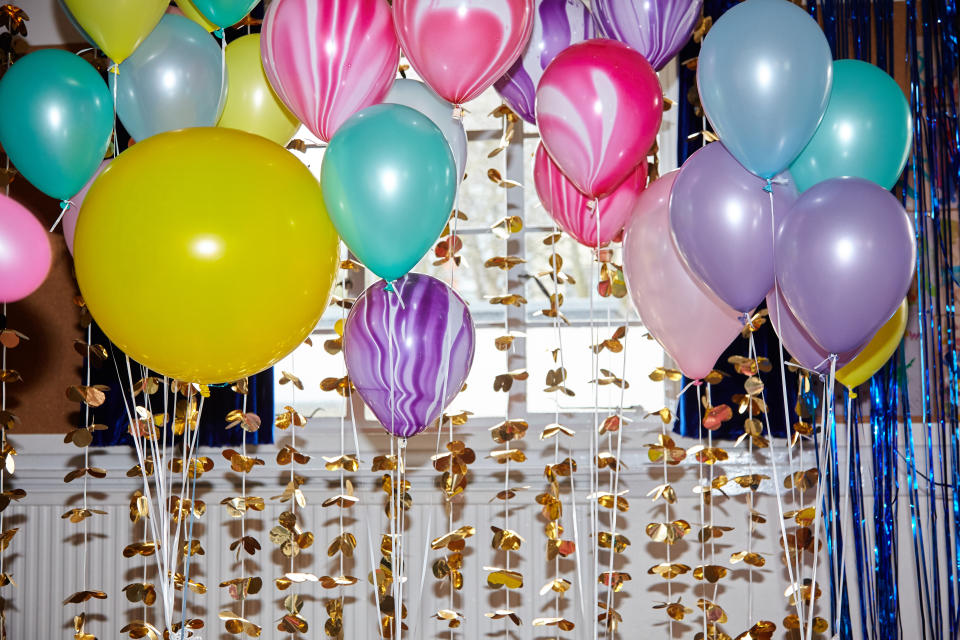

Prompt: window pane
[
  {"left": 523, "top": 133, "right": 556, "bottom": 229},
  {"left": 273, "top": 333, "right": 347, "bottom": 419}
]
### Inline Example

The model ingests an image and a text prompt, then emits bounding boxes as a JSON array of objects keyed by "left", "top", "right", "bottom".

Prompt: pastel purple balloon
[
  {"left": 670, "top": 142, "right": 798, "bottom": 314},
  {"left": 494, "top": 0, "right": 594, "bottom": 124},
  {"left": 344, "top": 274, "right": 476, "bottom": 439},
  {"left": 767, "top": 285, "right": 856, "bottom": 374},
  {"left": 775, "top": 177, "right": 916, "bottom": 355},
  {"left": 593, "top": 0, "right": 702, "bottom": 70}
]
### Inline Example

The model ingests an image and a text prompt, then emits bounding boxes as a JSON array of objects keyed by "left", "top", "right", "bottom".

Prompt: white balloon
[{"left": 384, "top": 79, "right": 467, "bottom": 184}]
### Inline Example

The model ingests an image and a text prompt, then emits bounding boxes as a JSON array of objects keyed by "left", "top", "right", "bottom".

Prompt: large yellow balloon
[
  {"left": 63, "top": 0, "right": 168, "bottom": 64},
  {"left": 218, "top": 34, "right": 301, "bottom": 145},
  {"left": 174, "top": 0, "right": 218, "bottom": 33},
  {"left": 837, "top": 299, "right": 909, "bottom": 389},
  {"left": 74, "top": 128, "right": 339, "bottom": 384}
]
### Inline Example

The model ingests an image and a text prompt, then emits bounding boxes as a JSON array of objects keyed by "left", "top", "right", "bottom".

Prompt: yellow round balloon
[
  {"left": 837, "top": 299, "right": 909, "bottom": 389},
  {"left": 63, "top": 0, "right": 168, "bottom": 64},
  {"left": 174, "top": 0, "right": 218, "bottom": 33},
  {"left": 74, "top": 128, "right": 339, "bottom": 384},
  {"left": 218, "top": 34, "right": 301, "bottom": 145}
]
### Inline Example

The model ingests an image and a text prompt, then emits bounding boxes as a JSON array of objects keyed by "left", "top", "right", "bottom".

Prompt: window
[{"left": 275, "top": 64, "right": 681, "bottom": 430}]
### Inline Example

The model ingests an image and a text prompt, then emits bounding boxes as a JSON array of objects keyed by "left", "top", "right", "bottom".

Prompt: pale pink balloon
[
  {"left": 622, "top": 171, "right": 742, "bottom": 380},
  {"left": 536, "top": 38, "right": 662, "bottom": 199},
  {"left": 393, "top": 0, "right": 535, "bottom": 106},
  {"left": 533, "top": 142, "right": 646, "bottom": 248},
  {"left": 62, "top": 159, "right": 111, "bottom": 256},
  {"left": 0, "top": 194, "right": 52, "bottom": 303},
  {"left": 261, "top": 0, "right": 400, "bottom": 142}
]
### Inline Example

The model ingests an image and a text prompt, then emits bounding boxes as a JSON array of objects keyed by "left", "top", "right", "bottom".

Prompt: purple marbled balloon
[
  {"left": 593, "top": 0, "right": 702, "bottom": 70},
  {"left": 494, "top": 0, "right": 595, "bottom": 124},
  {"left": 344, "top": 274, "right": 476, "bottom": 439}
]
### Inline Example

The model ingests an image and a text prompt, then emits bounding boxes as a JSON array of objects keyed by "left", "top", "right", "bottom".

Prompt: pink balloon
[
  {"left": 0, "top": 194, "right": 52, "bottom": 303},
  {"left": 261, "top": 0, "right": 400, "bottom": 143},
  {"left": 393, "top": 0, "right": 535, "bottom": 106},
  {"left": 767, "top": 285, "right": 856, "bottom": 374},
  {"left": 62, "top": 159, "right": 111, "bottom": 256},
  {"left": 533, "top": 142, "right": 646, "bottom": 248},
  {"left": 622, "top": 171, "right": 742, "bottom": 380},
  {"left": 536, "top": 38, "right": 662, "bottom": 199}
]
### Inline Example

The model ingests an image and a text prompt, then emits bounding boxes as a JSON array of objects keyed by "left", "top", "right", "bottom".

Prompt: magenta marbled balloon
[
  {"left": 493, "top": 0, "right": 594, "bottom": 124},
  {"left": 344, "top": 274, "right": 476, "bottom": 439},
  {"left": 593, "top": 0, "right": 702, "bottom": 71}
]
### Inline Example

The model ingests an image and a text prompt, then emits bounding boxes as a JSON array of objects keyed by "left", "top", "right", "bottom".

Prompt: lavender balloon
[
  {"left": 594, "top": 0, "right": 702, "bottom": 70},
  {"left": 344, "top": 274, "right": 476, "bottom": 439},
  {"left": 670, "top": 142, "right": 798, "bottom": 314},
  {"left": 767, "top": 285, "right": 856, "bottom": 374},
  {"left": 775, "top": 177, "right": 916, "bottom": 355},
  {"left": 494, "top": 0, "right": 594, "bottom": 124}
]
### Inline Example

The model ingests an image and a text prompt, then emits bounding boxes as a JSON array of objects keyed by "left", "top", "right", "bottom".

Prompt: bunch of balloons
[{"left": 620, "top": 0, "right": 914, "bottom": 389}]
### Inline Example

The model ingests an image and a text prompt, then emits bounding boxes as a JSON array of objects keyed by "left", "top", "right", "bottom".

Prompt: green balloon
[
  {"left": 790, "top": 59, "right": 912, "bottom": 192},
  {"left": 0, "top": 49, "right": 114, "bottom": 201},
  {"left": 321, "top": 104, "right": 456, "bottom": 283}
]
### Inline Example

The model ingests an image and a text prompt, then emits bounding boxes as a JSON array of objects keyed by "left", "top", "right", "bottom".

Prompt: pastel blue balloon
[
  {"left": 321, "top": 104, "right": 457, "bottom": 284},
  {"left": 110, "top": 14, "right": 225, "bottom": 142},
  {"left": 697, "top": 0, "right": 833, "bottom": 179},
  {"left": 789, "top": 60, "right": 912, "bottom": 192},
  {"left": 189, "top": 0, "right": 259, "bottom": 29},
  {"left": 0, "top": 49, "right": 113, "bottom": 201}
]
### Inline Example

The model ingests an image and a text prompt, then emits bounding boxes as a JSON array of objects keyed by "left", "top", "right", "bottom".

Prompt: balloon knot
[
  {"left": 108, "top": 63, "right": 119, "bottom": 75},
  {"left": 59, "top": 200, "right": 71, "bottom": 211},
  {"left": 762, "top": 179, "right": 773, "bottom": 193},
  {"left": 214, "top": 28, "right": 225, "bottom": 39},
  {"left": 383, "top": 281, "right": 395, "bottom": 293},
  {"left": 452, "top": 105, "right": 464, "bottom": 120},
  {"left": 740, "top": 312, "right": 752, "bottom": 327}
]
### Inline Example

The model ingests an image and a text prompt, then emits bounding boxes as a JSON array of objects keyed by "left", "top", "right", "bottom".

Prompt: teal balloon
[
  {"left": 110, "top": 14, "right": 226, "bottom": 143},
  {"left": 189, "top": 0, "right": 258, "bottom": 28},
  {"left": 698, "top": 0, "right": 833, "bottom": 178},
  {"left": 321, "top": 104, "right": 456, "bottom": 283},
  {"left": 0, "top": 49, "right": 113, "bottom": 201},
  {"left": 790, "top": 59, "right": 912, "bottom": 192}
]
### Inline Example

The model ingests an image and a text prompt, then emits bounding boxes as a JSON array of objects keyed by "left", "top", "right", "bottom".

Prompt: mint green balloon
[
  {"left": 321, "top": 104, "right": 456, "bottom": 283},
  {"left": 790, "top": 59, "right": 912, "bottom": 192},
  {"left": 0, "top": 49, "right": 113, "bottom": 201}
]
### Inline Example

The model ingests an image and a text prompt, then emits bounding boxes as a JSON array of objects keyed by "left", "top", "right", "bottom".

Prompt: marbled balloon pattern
[{"left": 344, "top": 274, "right": 476, "bottom": 439}]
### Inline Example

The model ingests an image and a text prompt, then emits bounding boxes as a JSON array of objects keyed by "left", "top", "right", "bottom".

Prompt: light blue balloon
[
  {"left": 110, "top": 14, "right": 226, "bottom": 142},
  {"left": 697, "top": 0, "right": 833, "bottom": 179},
  {"left": 0, "top": 49, "right": 113, "bottom": 201},
  {"left": 321, "top": 104, "right": 457, "bottom": 284}
]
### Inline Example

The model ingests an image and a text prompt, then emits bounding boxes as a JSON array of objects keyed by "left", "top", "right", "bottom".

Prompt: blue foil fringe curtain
[{"left": 676, "top": 1, "right": 960, "bottom": 638}]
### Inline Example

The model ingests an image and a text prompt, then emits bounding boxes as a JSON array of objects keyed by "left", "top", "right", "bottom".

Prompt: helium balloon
[
  {"left": 394, "top": 0, "right": 535, "bottom": 106},
  {"left": 697, "top": 0, "right": 832, "bottom": 179},
  {"left": 184, "top": 0, "right": 258, "bottom": 29},
  {"left": 63, "top": 160, "right": 112, "bottom": 256},
  {"left": 536, "top": 39, "right": 662, "bottom": 199},
  {"left": 775, "top": 177, "right": 916, "bottom": 355},
  {"left": 670, "top": 142, "right": 798, "bottom": 313},
  {"left": 74, "top": 128, "right": 339, "bottom": 384},
  {"left": 623, "top": 171, "right": 743, "bottom": 380},
  {"left": 344, "top": 274, "right": 476, "bottom": 439},
  {"left": 262, "top": 0, "right": 400, "bottom": 143},
  {"left": 111, "top": 14, "right": 225, "bottom": 143},
  {"left": 321, "top": 104, "right": 456, "bottom": 284},
  {"left": 218, "top": 34, "right": 300, "bottom": 146},
  {"left": 384, "top": 79, "right": 467, "bottom": 184},
  {"left": 62, "top": 0, "right": 168, "bottom": 64},
  {"left": 533, "top": 142, "right": 647, "bottom": 248},
  {"left": 493, "top": 0, "right": 595, "bottom": 124},
  {"left": 174, "top": 0, "right": 218, "bottom": 32},
  {"left": 790, "top": 59, "right": 913, "bottom": 192},
  {"left": 593, "top": 0, "right": 702, "bottom": 70},
  {"left": 767, "top": 285, "right": 855, "bottom": 375},
  {"left": 837, "top": 299, "right": 909, "bottom": 389},
  {"left": 0, "top": 50, "right": 113, "bottom": 201},
  {"left": 0, "top": 195, "right": 52, "bottom": 304}
]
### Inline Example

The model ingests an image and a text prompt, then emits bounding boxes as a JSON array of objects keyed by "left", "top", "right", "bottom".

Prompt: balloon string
[
  {"left": 49, "top": 199, "right": 75, "bottom": 232},
  {"left": 696, "top": 388, "right": 707, "bottom": 640},
  {"left": 833, "top": 392, "right": 855, "bottom": 633},
  {"left": 590, "top": 197, "right": 601, "bottom": 640},
  {"left": 110, "top": 64, "right": 119, "bottom": 157},
  {"left": 179, "top": 396, "right": 205, "bottom": 639}
]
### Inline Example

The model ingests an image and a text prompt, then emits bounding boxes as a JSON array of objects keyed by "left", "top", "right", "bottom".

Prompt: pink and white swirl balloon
[
  {"left": 344, "top": 274, "right": 476, "bottom": 439},
  {"left": 533, "top": 142, "right": 646, "bottom": 248},
  {"left": 261, "top": 0, "right": 400, "bottom": 143},
  {"left": 393, "top": 0, "right": 535, "bottom": 106},
  {"left": 535, "top": 39, "right": 663, "bottom": 199},
  {"left": 493, "top": 0, "right": 595, "bottom": 124}
]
